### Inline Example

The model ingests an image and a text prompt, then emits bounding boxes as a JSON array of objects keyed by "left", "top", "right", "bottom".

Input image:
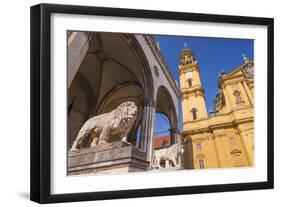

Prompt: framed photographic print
[{"left": 30, "top": 3, "right": 274, "bottom": 203}]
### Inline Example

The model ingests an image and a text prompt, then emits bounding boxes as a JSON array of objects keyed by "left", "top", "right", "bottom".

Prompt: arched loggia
[
  {"left": 155, "top": 86, "right": 179, "bottom": 144},
  {"left": 67, "top": 32, "right": 155, "bottom": 161}
]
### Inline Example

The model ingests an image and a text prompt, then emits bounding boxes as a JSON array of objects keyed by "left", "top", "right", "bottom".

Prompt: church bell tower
[{"left": 178, "top": 44, "right": 208, "bottom": 130}]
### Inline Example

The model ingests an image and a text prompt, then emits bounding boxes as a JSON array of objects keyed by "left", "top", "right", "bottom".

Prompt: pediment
[{"left": 222, "top": 66, "right": 244, "bottom": 80}]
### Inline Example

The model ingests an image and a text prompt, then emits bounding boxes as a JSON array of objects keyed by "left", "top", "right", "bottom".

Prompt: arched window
[
  {"left": 231, "top": 150, "right": 243, "bottom": 167},
  {"left": 233, "top": 91, "right": 242, "bottom": 104},
  {"left": 191, "top": 108, "right": 198, "bottom": 120},
  {"left": 199, "top": 159, "right": 205, "bottom": 169},
  {"left": 188, "top": 79, "right": 192, "bottom": 88},
  {"left": 196, "top": 154, "right": 205, "bottom": 168}
]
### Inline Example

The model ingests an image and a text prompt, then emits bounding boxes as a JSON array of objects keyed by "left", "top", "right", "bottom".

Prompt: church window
[
  {"left": 191, "top": 108, "right": 198, "bottom": 120},
  {"left": 196, "top": 143, "right": 202, "bottom": 150},
  {"left": 231, "top": 150, "right": 243, "bottom": 167},
  {"left": 233, "top": 91, "right": 243, "bottom": 104},
  {"left": 188, "top": 79, "right": 192, "bottom": 88},
  {"left": 199, "top": 159, "right": 205, "bottom": 169},
  {"left": 232, "top": 154, "right": 243, "bottom": 167}
]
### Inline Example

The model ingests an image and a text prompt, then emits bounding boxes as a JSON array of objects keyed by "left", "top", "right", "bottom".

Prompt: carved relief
[
  {"left": 231, "top": 84, "right": 239, "bottom": 91},
  {"left": 229, "top": 137, "right": 236, "bottom": 145},
  {"left": 154, "top": 65, "right": 159, "bottom": 77},
  {"left": 196, "top": 154, "right": 205, "bottom": 159},
  {"left": 242, "top": 64, "right": 254, "bottom": 79}
]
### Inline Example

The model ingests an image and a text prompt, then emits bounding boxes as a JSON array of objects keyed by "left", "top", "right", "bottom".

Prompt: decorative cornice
[
  {"left": 182, "top": 108, "right": 254, "bottom": 135},
  {"left": 143, "top": 35, "right": 179, "bottom": 97},
  {"left": 218, "top": 61, "right": 254, "bottom": 87},
  {"left": 180, "top": 86, "right": 205, "bottom": 99},
  {"left": 178, "top": 64, "right": 199, "bottom": 75}
]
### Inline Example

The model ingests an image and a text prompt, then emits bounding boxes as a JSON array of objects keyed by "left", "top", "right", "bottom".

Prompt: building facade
[{"left": 179, "top": 47, "right": 254, "bottom": 169}]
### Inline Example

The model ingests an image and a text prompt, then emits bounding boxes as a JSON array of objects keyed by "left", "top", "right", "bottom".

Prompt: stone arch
[
  {"left": 67, "top": 32, "right": 155, "bottom": 157},
  {"left": 155, "top": 85, "right": 179, "bottom": 144},
  {"left": 95, "top": 82, "right": 144, "bottom": 145},
  {"left": 67, "top": 73, "right": 95, "bottom": 149}
]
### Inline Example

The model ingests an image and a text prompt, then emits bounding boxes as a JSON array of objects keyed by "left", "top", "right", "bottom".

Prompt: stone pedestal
[{"left": 68, "top": 141, "right": 149, "bottom": 175}]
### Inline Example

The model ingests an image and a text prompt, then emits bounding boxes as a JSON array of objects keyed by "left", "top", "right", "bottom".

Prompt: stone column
[
  {"left": 225, "top": 85, "right": 235, "bottom": 108},
  {"left": 67, "top": 32, "right": 89, "bottom": 87},
  {"left": 242, "top": 81, "right": 254, "bottom": 105},
  {"left": 213, "top": 134, "right": 232, "bottom": 168},
  {"left": 236, "top": 126, "right": 253, "bottom": 166},
  {"left": 170, "top": 128, "right": 179, "bottom": 144},
  {"left": 237, "top": 81, "right": 250, "bottom": 105},
  {"left": 183, "top": 135, "right": 194, "bottom": 169},
  {"left": 139, "top": 99, "right": 156, "bottom": 163}
]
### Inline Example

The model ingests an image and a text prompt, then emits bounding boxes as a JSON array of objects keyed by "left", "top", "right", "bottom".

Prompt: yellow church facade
[{"left": 179, "top": 47, "right": 254, "bottom": 169}]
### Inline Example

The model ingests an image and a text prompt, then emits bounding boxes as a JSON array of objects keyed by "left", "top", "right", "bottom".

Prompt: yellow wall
[
  {"left": 179, "top": 54, "right": 254, "bottom": 169},
  {"left": 179, "top": 62, "right": 208, "bottom": 127}
]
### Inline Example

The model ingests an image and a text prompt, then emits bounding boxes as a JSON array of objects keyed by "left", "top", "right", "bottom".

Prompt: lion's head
[
  {"left": 111, "top": 101, "right": 138, "bottom": 129},
  {"left": 172, "top": 143, "right": 185, "bottom": 156}
]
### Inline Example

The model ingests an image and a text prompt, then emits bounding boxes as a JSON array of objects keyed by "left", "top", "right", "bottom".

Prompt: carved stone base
[{"left": 67, "top": 141, "right": 149, "bottom": 175}]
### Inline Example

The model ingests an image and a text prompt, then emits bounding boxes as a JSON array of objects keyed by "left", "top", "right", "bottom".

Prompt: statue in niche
[
  {"left": 243, "top": 65, "right": 254, "bottom": 79},
  {"left": 233, "top": 91, "right": 243, "bottom": 104},
  {"left": 70, "top": 101, "right": 138, "bottom": 151}
]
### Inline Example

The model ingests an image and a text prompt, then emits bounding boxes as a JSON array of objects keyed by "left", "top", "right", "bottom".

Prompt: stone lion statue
[
  {"left": 70, "top": 101, "right": 138, "bottom": 151},
  {"left": 152, "top": 143, "right": 185, "bottom": 169}
]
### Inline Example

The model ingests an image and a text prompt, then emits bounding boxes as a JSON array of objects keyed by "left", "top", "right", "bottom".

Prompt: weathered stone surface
[
  {"left": 151, "top": 143, "right": 184, "bottom": 169},
  {"left": 68, "top": 141, "right": 149, "bottom": 175},
  {"left": 70, "top": 101, "right": 138, "bottom": 151}
]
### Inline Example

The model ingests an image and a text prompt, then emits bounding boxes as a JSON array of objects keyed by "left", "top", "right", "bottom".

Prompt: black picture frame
[{"left": 30, "top": 3, "right": 274, "bottom": 204}]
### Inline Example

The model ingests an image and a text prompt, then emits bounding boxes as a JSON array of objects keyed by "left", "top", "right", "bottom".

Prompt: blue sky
[{"left": 153, "top": 35, "right": 254, "bottom": 137}]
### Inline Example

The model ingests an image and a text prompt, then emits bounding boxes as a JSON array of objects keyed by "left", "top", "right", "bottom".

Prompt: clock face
[{"left": 185, "top": 72, "right": 192, "bottom": 79}]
